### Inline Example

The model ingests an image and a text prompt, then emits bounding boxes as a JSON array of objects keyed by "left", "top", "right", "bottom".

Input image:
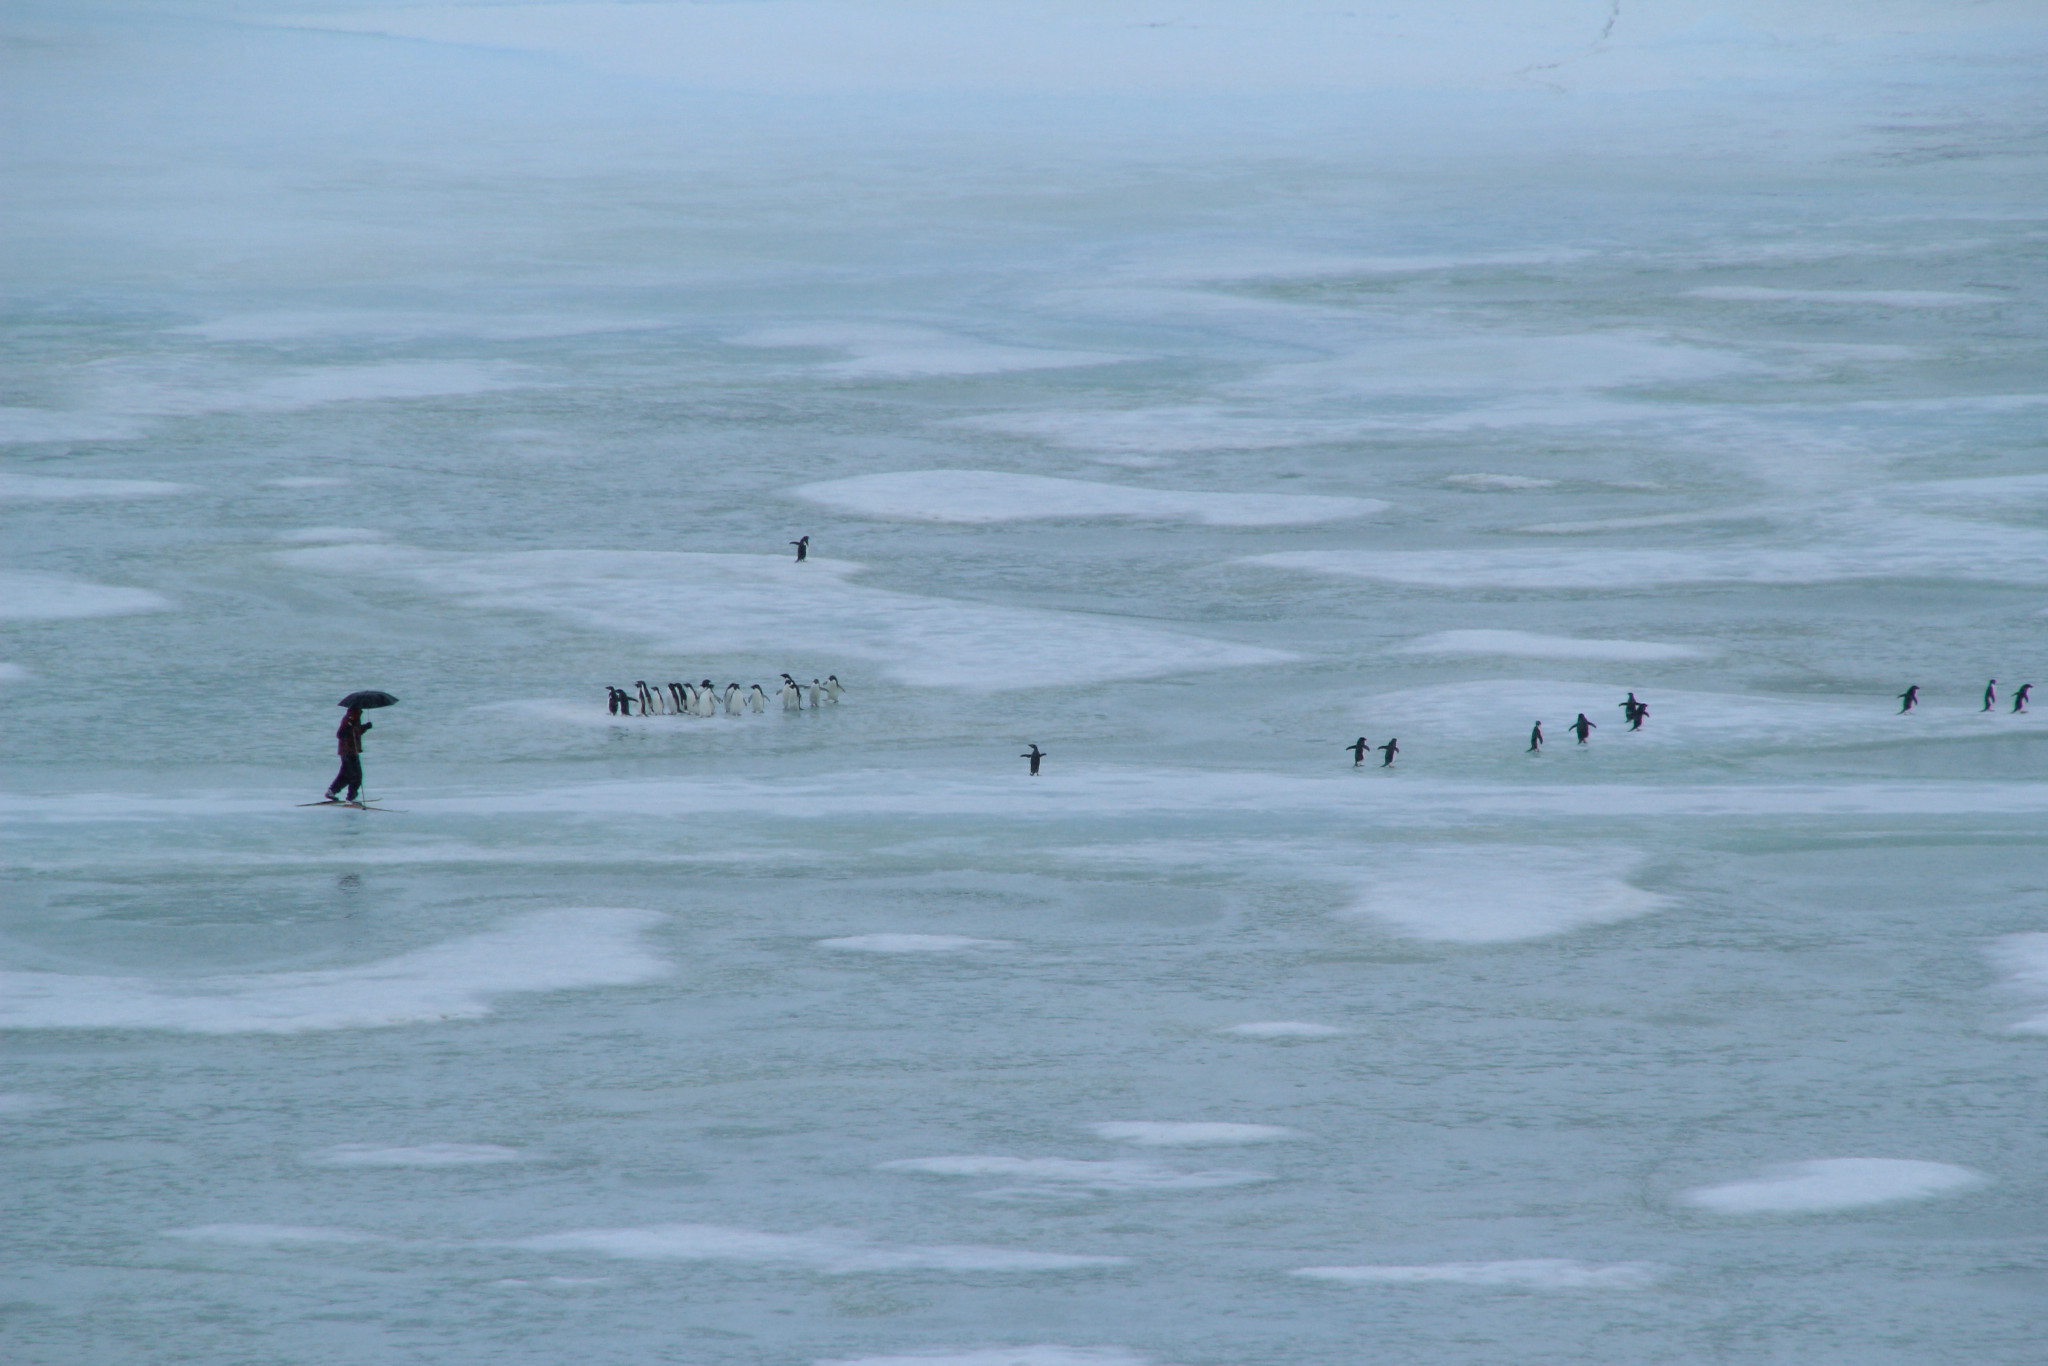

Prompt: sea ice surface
[
  {"left": 0, "top": 572, "right": 171, "bottom": 620},
  {"left": 1219, "top": 1022, "right": 1344, "bottom": 1039},
  {"left": 1395, "top": 631, "right": 1705, "bottom": 662},
  {"left": 309, "top": 1143, "right": 527, "bottom": 1167},
  {"left": 1338, "top": 847, "right": 1663, "bottom": 943},
  {"left": 1445, "top": 473, "right": 1559, "bottom": 490},
  {"left": 1687, "top": 286, "right": 1996, "bottom": 307},
  {"left": 1680, "top": 1159, "right": 1986, "bottom": 1214},
  {"left": 793, "top": 470, "right": 1384, "bottom": 525},
  {"left": 1294, "top": 1259, "right": 1661, "bottom": 1289},
  {"left": 818, "top": 1350, "right": 1154, "bottom": 1366},
  {"left": 274, "top": 526, "right": 387, "bottom": 543},
  {"left": 0, "top": 909, "right": 668, "bottom": 1033},
  {"left": 514, "top": 1223, "right": 1124, "bottom": 1273},
  {"left": 817, "top": 935, "right": 1013, "bottom": 953},
  {"left": 1089, "top": 1122, "right": 1294, "bottom": 1147},
  {"left": 0, "top": 474, "right": 185, "bottom": 500},
  {"left": 275, "top": 544, "right": 1292, "bottom": 689},
  {"left": 1991, "top": 933, "right": 2048, "bottom": 1033},
  {"left": 730, "top": 325, "right": 1129, "bottom": 378},
  {"left": 167, "top": 1224, "right": 382, "bottom": 1246},
  {"left": 877, "top": 1156, "right": 1269, "bottom": 1191}
]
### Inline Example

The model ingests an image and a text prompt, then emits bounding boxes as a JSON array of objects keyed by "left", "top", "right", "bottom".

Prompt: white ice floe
[
  {"left": 817, "top": 935, "right": 1013, "bottom": 954},
  {"left": 1220, "top": 1022, "right": 1344, "bottom": 1039},
  {"left": 793, "top": 470, "right": 1384, "bottom": 526},
  {"left": 266, "top": 476, "right": 346, "bottom": 488},
  {"left": 310, "top": 1143, "right": 526, "bottom": 1167},
  {"left": 1090, "top": 1122, "right": 1294, "bottom": 1147},
  {"left": 0, "top": 1092, "right": 60, "bottom": 1115},
  {"left": 274, "top": 544, "right": 1291, "bottom": 690},
  {"left": 1688, "top": 286, "right": 1997, "bottom": 307},
  {"left": 1295, "top": 1259, "right": 1660, "bottom": 1289},
  {"left": 0, "top": 474, "right": 186, "bottom": 501},
  {"left": 961, "top": 407, "right": 1384, "bottom": 455},
  {"left": 274, "top": 526, "right": 387, "bottom": 543},
  {"left": 730, "top": 325, "right": 1129, "bottom": 379},
  {"left": 820, "top": 1350, "right": 1153, "bottom": 1366},
  {"left": 1681, "top": 1159, "right": 1986, "bottom": 1214},
  {"left": 878, "top": 1156, "right": 1269, "bottom": 1192},
  {"left": 0, "top": 572, "right": 171, "bottom": 620},
  {"left": 1395, "top": 631, "right": 1704, "bottom": 662},
  {"left": 1338, "top": 847, "right": 1663, "bottom": 944},
  {"left": 1991, "top": 933, "right": 2048, "bottom": 1034},
  {"left": 0, "top": 908, "right": 667, "bottom": 1033},
  {"left": 514, "top": 1223, "right": 1124, "bottom": 1274},
  {"left": 0, "top": 664, "right": 27, "bottom": 684},
  {"left": 168, "top": 1224, "right": 381, "bottom": 1246},
  {"left": 1445, "top": 473, "right": 1558, "bottom": 490}
]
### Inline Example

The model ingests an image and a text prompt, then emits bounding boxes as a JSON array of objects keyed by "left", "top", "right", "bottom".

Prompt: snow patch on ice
[
  {"left": 274, "top": 526, "right": 388, "bottom": 543},
  {"left": 820, "top": 1350, "right": 1154, "bottom": 1366},
  {"left": 0, "top": 908, "right": 668, "bottom": 1033},
  {"left": 962, "top": 408, "right": 1379, "bottom": 454},
  {"left": 168, "top": 1224, "right": 381, "bottom": 1246},
  {"left": 0, "top": 474, "right": 185, "bottom": 500},
  {"left": 1688, "top": 286, "right": 1997, "bottom": 307},
  {"left": 878, "top": 1156, "right": 1268, "bottom": 1191},
  {"left": 731, "top": 325, "right": 1129, "bottom": 378},
  {"left": 818, "top": 934, "right": 1013, "bottom": 954},
  {"left": 274, "top": 543, "right": 1292, "bottom": 690},
  {"left": 1396, "top": 630, "right": 1705, "bottom": 662},
  {"left": 0, "top": 408, "right": 147, "bottom": 444},
  {"left": 266, "top": 476, "right": 346, "bottom": 488},
  {"left": 1992, "top": 932, "right": 2048, "bottom": 1034},
  {"left": 1681, "top": 1159, "right": 1986, "bottom": 1213},
  {"left": 515, "top": 1223, "right": 1124, "bottom": 1273},
  {"left": 1090, "top": 1122, "right": 1294, "bottom": 1147},
  {"left": 1445, "top": 473, "right": 1558, "bottom": 490},
  {"left": 794, "top": 470, "right": 1384, "bottom": 526},
  {"left": 1296, "top": 1259, "right": 1660, "bottom": 1289},
  {"left": 310, "top": 1143, "right": 526, "bottom": 1167},
  {"left": 1339, "top": 847, "right": 1662, "bottom": 943},
  {"left": 1220, "top": 1021, "right": 1344, "bottom": 1039},
  {"left": 0, "top": 572, "right": 171, "bottom": 620},
  {"left": 0, "top": 664, "right": 28, "bottom": 683}
]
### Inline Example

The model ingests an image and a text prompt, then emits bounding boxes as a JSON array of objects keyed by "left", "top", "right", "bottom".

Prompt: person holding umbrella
[{"left": 324, "top": 690, "right": 397, "bottom": 804}]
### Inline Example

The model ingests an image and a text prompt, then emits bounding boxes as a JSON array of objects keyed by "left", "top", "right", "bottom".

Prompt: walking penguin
[
  {"left": 1569, "top": 713, "right": 1596, "bottom": 744},
  {"left": 1983, "top": 679, "right": 1998, "bottom": 712},
  {"left": 790, "top": 535, "right": 809, "bottom": 563},
  {"left": 1346, "top": 736, "right": 1371, "bottom": 767},
  {"left": 1378, "top": 738, "right": 1399, "bottom": 767},
  {"left": 2014, "top": 684, "right": 2034, "bottom": 714},
  {"left": 1898, "top": 685, "right": 1920, "bottom": 714},
  {"left": 1528, "top": 721, "right": 1543, "bottom": 753},
  {"left": 1628, "top": 699, "right": 1647, "bottom": 732},
  {"left": 1021, "top": 744, "right": 1046, "bottom": 776}
]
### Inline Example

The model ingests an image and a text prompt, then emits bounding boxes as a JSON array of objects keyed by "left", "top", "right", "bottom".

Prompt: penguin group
[
  {"left": 607, "top": 674, "right": 844, "bottom": 717},
  {"left": 1898, "top": 680, "right": 2031, "bottom": 714}
]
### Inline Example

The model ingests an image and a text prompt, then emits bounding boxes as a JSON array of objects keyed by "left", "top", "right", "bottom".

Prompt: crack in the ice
[{"left": 1512, "top": 0, "right": 1623, "bottom": 90}]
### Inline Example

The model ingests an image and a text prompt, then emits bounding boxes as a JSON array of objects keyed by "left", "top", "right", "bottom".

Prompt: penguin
[
  {"left": 1378, "top": 738, "right": 1399, "bottom": 767},
  {"left": 1346, "top": 737, "right": 1370, "bottom": 767},
  {"left": 1983, "top": 679, "right": 1998, "bottom": 713},
  {"left": 607, "top": 686, "right": 622, "bottom": 716},
  {"left": 636, "top": 681, "right": 657, "bottom": 716},
  {"left": 790, "top": 536, "right": 809, "bottom": 563},
  {"left": 807, "top": 679, "right": 823, "bottom": 709},
  {"left": 747, "top": 684, "right": 767, "bottom": 713},
  {"left": 696, "top": 680, "right": 718, "bottom": 717},
  {"left": 1898, "top": 685, "right": 1920, "bottom": 714},
  {"left": 779, "top": 678, "right": 802, "bottom": 711},
  {"left": 1528, "top": 721, "right": 1543, "bottom": 753},
  {"left": 1569, "top": 713, "right": 1596, "bottom": 744},
  {"left": 2014, "top": 684, "right": 2033, "bottom": 714},
  {"left": 1618, "top": 692, "right": 1641, "bottom": 726},
  {"left": 669, "top": 682, "right": 689, "bottom": 714},
  {"left": 1628, "top": 699, "right": 1647, "bottom": 732},
  {"left": 1021, "top": 743, "right": 1046, "bottom": 776},
  {"left": 723, "top": 683, "right": 742, "bottom": 716},
  {"left": 824, "top": 674, "right": 843, "bottom": 702}
]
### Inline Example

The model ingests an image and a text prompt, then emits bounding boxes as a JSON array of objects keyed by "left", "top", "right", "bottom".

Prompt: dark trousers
[{"left": 328, "top": 753, "right": 363, "bottom": 799}]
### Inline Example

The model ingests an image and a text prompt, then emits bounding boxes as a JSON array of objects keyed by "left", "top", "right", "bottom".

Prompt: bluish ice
[{"left": 4, "top": 3, "right": 2047, "bottom": 1363}]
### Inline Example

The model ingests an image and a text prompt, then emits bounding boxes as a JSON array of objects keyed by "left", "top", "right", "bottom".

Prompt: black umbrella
[{"left": 338, "top": 690, "right": 400, "bottom": 709}]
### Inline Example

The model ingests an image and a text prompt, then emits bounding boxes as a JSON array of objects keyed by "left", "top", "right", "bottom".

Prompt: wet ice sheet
[
  {"left": 793, "top": 470, "right": 1385, "bottom": 525},
  {"left": 1991, "top": 933, "right": 2048, "bottom": 1033},
  {"left": 1294, "top": 1260, "right": 1662, "bottom": 1289},
  {"left": 513, "top": 1223, "right": 1125, "bottom": 1273},
  {"left": 309, "top": 1143, "right": 527, "bottom": 1166},
  {"left": 0, "top": 909, "right": 666, "bottom": 1033},
  {"left": 275, "top": 543, "right": 1291, "bottom": 689},
  {"left": 0, "top": 474, "right": 186, "bottom": 500},
  {"left": 0, "top": 571, "right": 171, "bottom": 620},
  {"left": 1337, "top": 847, "right": 1664, "bottom": 943},
  {"left": 1680, "top": 1159, "right": 1986, "bottom": 1214},
  {"left": 877, "top": 1156, "right": 1270, "bottom": 1192},
  {"left": 1395, "top": 631, "right": 1705, "bottom": 662}
]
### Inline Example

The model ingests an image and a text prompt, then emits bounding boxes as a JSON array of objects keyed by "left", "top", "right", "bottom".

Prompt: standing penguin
[
  {"left": 1569, "top": 713, "right": 1596, "bottom": 744},
  {"left": 607, "top": 687, "right": 622, "bottom": 716},
  {"left": 1628, "top": 699, "right": 1647, "bottom": 731},
  {"left": 807, "top": 679, "right": 823, "bottom": 709},
  {"left": 1378, "top": 738, "right": 1400, "bottom": 767},
  {"left": 1528, "top": 721, "right": 1543, "bottom": 753},
  {"left": 1021, "top": 744, "right": 1046, "bottom": 776},
  {"left": 790, "top": 536, "right": 809, "bottom": 563},
  {"left": 779, "top": 677, "right": 802, "bottom": 711},
  {"left": 2014, "top": 684, "right": 2033, "bottom": 714},
  {"left": 1983, "top": 679, "right": 1998, "bottom": 712},
  {"left": 746, "top": 684, "right": 768, "bottom": 713},
  {"left": 1898, "top": 685, "right": 1920, "bottom": 714},
  {"left": 824, "top": 674, "right": 843, "bottom": 702},
  {"left": 1346, "top": 737, "right": 1370, "bottom": 767}
]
